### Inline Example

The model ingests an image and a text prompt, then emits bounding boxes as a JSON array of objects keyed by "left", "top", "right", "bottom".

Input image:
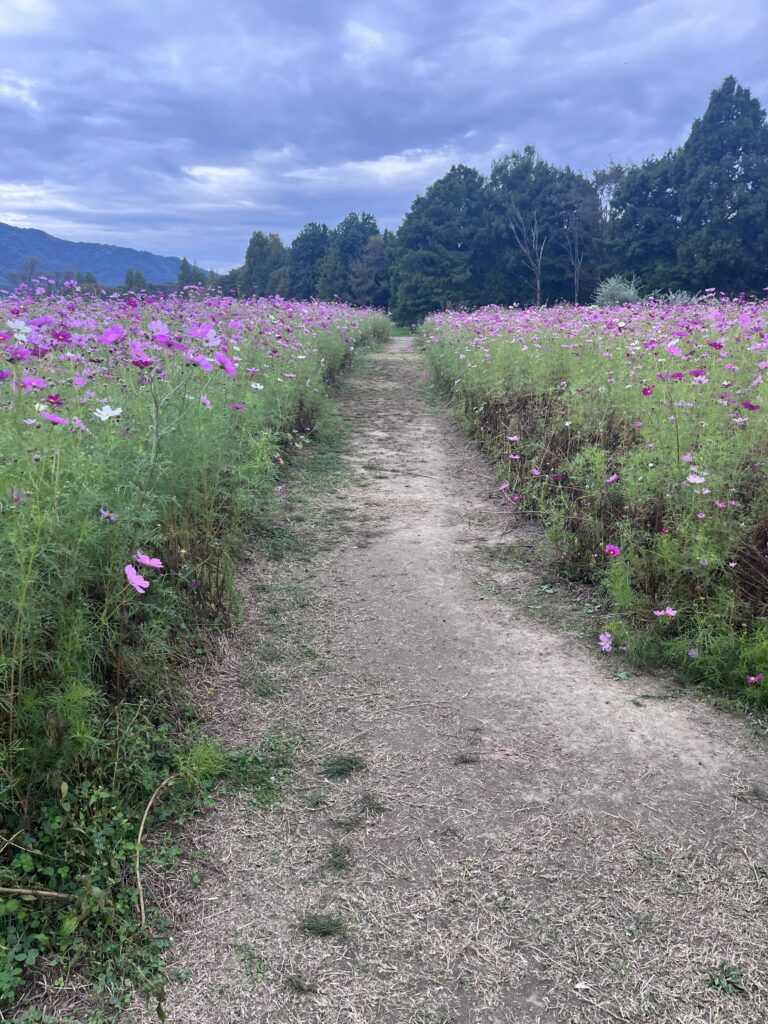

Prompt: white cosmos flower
[
  {"left": 93, "top": 404, "right": 123, "bottom": 421},
  {"left": 250, "top": 382, "right": 264, "bottom": 390}
]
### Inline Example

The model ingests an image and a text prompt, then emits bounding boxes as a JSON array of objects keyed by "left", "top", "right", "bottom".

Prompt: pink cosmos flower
[
  {"left": 214, "top": 351, "right": 237, "bottom": 376},
  {"left": 606, "top": 473, "right": 618, "bottom": 483},
  {"left": 497, "top": 482, "right": 510, "bottom": 492},
  {"left": 136, "top": 550, "right": 164, "bottom": 569},
  {"left": 531, "top": 468, "right": 541, "bottom": 476},
  {"left": 598, "top": 632, "right": 613, "bottom": 653},
  {"left": 227, "top": 403, "right": 245, "bottom": 410},
  {"left": 653, "top": 606, "right": 677, "bottom": 618},
  {"left": 604, "top": 544, "right": 620, "bottom": 557},
  {"left": 131, "top": 346, "right": 154, "bottom": 368},
  {"left": 687, "top": 648, "right": 699, "bottom": 659},
  {"left": 200, "top": 395, "right": 211, "bottom": 408},
  {"left": 642, "top": 386, "right": 654, "bottom": 396},
  {"left": 46, "top": 393, "right": 63, "bottom": 406},
  {"left": 99, "top": 325, "right": 125, "bottom": 345},
  {"left": 124, "top": 564, "right": 150, "bottom": 594},
  {"left": 40, "top": 411, "right": 69, "bottom": 425},
  {"left": 746, "top": 674, "right": 764, "bottom": 686},
  {"left": 511, "top": 492, "right": 521, "bottom": 502}
]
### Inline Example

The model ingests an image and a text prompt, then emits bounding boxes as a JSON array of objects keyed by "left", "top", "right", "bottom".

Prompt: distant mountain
[{"left": 0, "top": 221, "right": 182, "bottom": 287}]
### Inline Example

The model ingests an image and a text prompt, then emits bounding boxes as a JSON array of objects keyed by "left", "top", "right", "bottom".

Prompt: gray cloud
[{"left": 1, "top": 0, "right": 766, "bottom": 269}]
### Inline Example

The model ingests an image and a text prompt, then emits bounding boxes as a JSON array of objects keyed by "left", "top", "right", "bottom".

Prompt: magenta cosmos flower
[
  {"left": 136, "top": 550, "right": 164, "bottom": 569},
  {"left": 214, "top": 351, "right": 237, "bottom": 376},
  {"left": 124, "top": 564, "right": 150, "bottom": 594},
  {"left": 40, "top": 411, "right": 69, "bottom": 425},
  {"left": 598, "top": 632, "right": 613, "bottom": 652},
  {"left": 604, "top": 544, "right": 620, "bottom": 557}
]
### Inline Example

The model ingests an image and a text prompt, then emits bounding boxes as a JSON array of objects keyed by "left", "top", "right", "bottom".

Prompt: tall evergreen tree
[
  {"left": 316, "top": 247, "right": 347, "bottom": 301},
  {"left": 317, "top": 212, "right": 380, "bottom": 301},
  {"left": 609, "top": 78, "right": 768, "bottom": 295},
  {"left": 124, "top": 267, "right": 148, "bottom": 291},
  {"left": 287, "top": 222, "right": 330, "bottom": 299},
  {"left": 214, "top": 267, "right": 241, "bottom": 295},
  {"left": 238, "top": 232, "right": 287, "bottom": 297},
  {"left": 349, "top": 232, "right": 394, "bottom": 307},
  {"left": 177, "top": 257, "right": 207, "bottom": 289},
  {"left": 608, "top": 152, "right": 682, "bottom": 292},
  {"left": 391, "top": 165, "right": 487, "bottom": 324},
  {"left": 675, "top": 76, "right": 768, "bottom": 293}
]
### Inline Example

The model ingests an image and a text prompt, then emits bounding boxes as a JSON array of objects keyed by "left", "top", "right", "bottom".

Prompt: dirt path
[{"left": 135, "top": 338, "right": 768, "bottom": 1023}]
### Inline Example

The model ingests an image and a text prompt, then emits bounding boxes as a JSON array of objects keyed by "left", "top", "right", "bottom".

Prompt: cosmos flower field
[
  {"left": 0, "top": 283, "right": 386, "bottom": 1003},
  {"left": 1, "top": 285, "right": 384, "bottom": 806},
  {"left": 421, "top": 298, "right": 768, "bottom": 705}
]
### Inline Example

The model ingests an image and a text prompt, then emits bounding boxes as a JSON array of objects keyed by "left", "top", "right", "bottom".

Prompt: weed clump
[
  {"left": 320, "top": 753, "right": 367, "bottom": 780},
  {"left": 299, "top": 912, "right": 346, "bottom": 938},
  {"left": 324, "top": 840, "right": 353, "bottom": 873}
]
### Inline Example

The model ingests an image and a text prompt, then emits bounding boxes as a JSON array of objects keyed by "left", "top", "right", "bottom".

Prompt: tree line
[{"left": 214, "top": 76, "right": 768, "bottom": 322}]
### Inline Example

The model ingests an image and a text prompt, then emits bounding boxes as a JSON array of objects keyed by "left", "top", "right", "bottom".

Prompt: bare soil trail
[{"left": 135, "top": 338, "right": 768, "bottom": 1024}]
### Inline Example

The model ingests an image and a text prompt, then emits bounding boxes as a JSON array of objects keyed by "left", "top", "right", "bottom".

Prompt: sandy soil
[{"left": 128, "top": 338, "right": 768, "bottom": 1024}]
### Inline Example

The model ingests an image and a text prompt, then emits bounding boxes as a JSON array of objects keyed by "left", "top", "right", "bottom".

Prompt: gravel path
[{"left": 131, "top": 338, "right": 768, "bottom": 1024}]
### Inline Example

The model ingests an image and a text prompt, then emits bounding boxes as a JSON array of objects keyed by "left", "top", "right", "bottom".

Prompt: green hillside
[{"left": 0, "top": 221, "right": 182, "bottom": 287}]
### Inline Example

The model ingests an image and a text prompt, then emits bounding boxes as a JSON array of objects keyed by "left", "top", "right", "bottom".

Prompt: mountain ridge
[{"left": 0, "top": 221, "right": 182, "bottom": 287}]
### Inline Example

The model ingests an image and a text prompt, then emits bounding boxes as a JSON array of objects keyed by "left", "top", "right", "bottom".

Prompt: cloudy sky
[{"left": 2, "top": 0, "right": 767, "bottom": 270}]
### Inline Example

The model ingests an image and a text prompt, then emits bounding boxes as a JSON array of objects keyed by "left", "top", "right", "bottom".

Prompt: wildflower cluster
[
  {"left": 0, "top": 280, "right": 386, "bottom": 1003},
  {"left": 420, "top": 295, "right": 768, "bottom": 702}
]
